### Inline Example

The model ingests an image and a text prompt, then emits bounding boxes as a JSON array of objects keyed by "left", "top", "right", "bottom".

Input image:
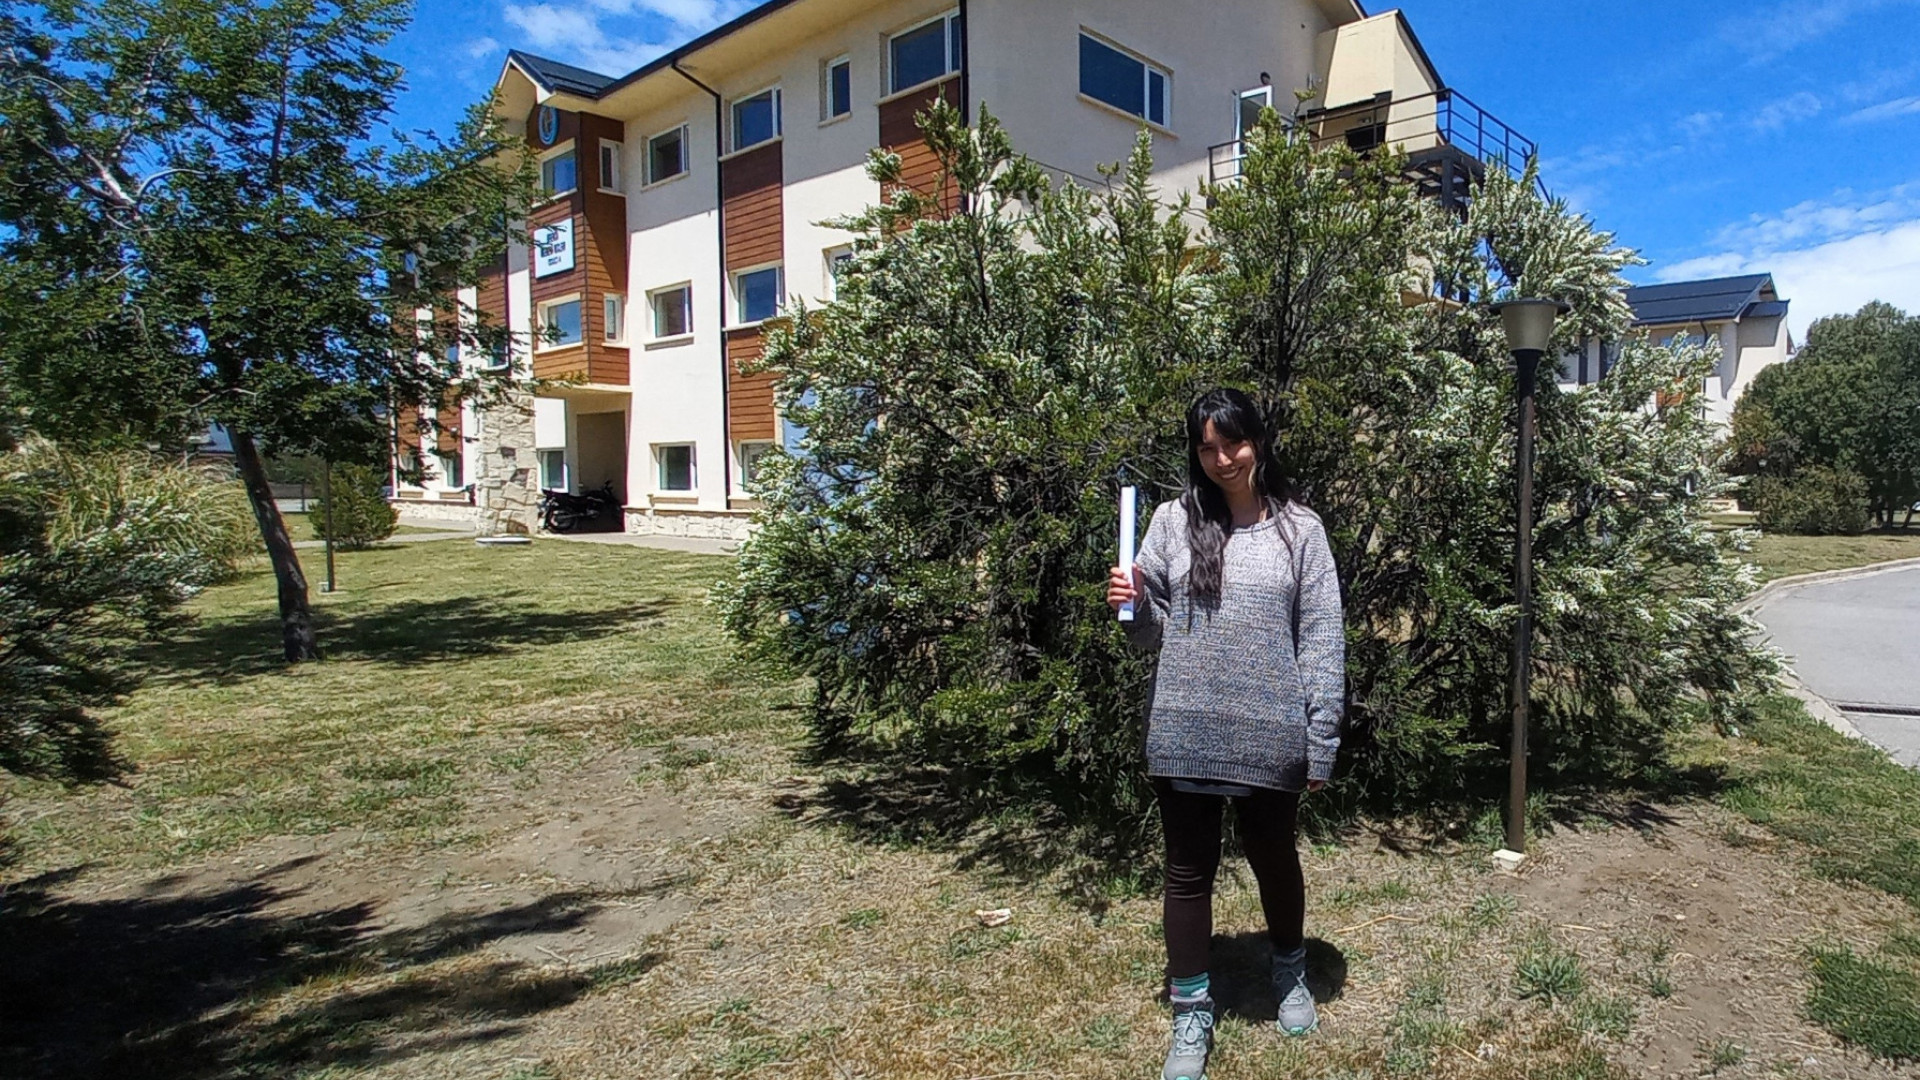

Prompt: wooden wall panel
[
  {"left": 533, "top": 344, "right": 589, "bottom": 382},
  {"left": 879, "top": 78, "right": 961, "bottom": 211},
  {"left": 726, "top": 327, "right": 777, "bottom": 442},
  {"left": 435, "top": 403, "right": 462, "bottom": 455},
  {"left": 721, "top": 144, "right": 784, "bottom": 270}
]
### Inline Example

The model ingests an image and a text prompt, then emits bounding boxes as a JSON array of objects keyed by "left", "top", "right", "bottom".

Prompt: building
[
  {"left": 1560, "top": 273, "right": 1795, "bottom": 427},
  {"left": 395, "top": 1, "right": 1534, "bottom": 537}
]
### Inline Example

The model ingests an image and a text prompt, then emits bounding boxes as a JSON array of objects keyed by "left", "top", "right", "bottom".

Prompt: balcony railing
[{"left": 1208, "top": 88, "right": 1536, "bottom": 201}]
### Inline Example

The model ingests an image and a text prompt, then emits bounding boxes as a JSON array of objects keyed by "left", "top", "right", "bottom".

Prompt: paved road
[{"left": 1753, "top": 563, "right": 1920, "bottom": 767}]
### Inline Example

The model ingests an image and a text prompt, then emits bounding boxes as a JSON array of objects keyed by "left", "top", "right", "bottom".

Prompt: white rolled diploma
[{"left": 1118, "top": 485, "right": 1137, "bottom": 622}]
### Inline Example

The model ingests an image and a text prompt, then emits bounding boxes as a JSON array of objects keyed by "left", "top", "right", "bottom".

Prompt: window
[
  {"left": 890, "top": 11, "right": 961, "bottom": 94},
  {"left": 656, "top": 444, "right": 695, "bottom": 491},
  {"left": 437, "top": 450, "right": 464, "bottom": 489},
  {"left": 734, "top": 266, "right": 782, "bottom": 324},
  {"left": 604, "top": 294, "right": 624, "bottom": 342},
  {"left": 647, "top": 125, "right": 687, "bottom": 184},
  {"left": 541, "top": 147, "right": 578, "bottom": 195},
  {"left": 731, "top": 88, "right": 782, "bottom": 152},
  {"left": 1079, "top": 33, "right": 1170, "bottom": 127},
  {"left": 538, "top": 449, "right": 567, "bottom": 491},
  {"left": 539, "top": 297, "right": 583, "bottom": 349},
  {"left": 737, "top": 441, "right": 775, "bottom": 490},
  {"left": 598, "top": 140, "right": 622, "bottom": 192},
  {"left": 650, "top": 284, "right": 693, "bottom": 339},
  {"left": 443, "top": 342, "right": 461, "bottom": 376},
  {"left": 824, "top": 56, "right": 852, "bottom": 120},
  {"left": 824, "top": 245, "right": 854, "bottom": 298}
]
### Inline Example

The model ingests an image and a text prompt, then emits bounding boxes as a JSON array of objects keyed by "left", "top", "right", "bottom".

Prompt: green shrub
[
  {"left": 1752, "top": 466, "right": 1869, "bottom": 535},
  {"left": 309, "top": 463, "right": 399, "bottom": 549},
  {"left": 0, "top": 442, "right": 255, "bottom": 780}
]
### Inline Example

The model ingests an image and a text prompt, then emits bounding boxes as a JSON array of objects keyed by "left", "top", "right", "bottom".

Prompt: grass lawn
[
  {"left": 1742, "top": 530, "right": 1920, "bottom": 583},
  {"left": 4, "top": 542, "right": 1919, "bottom": 1078}
]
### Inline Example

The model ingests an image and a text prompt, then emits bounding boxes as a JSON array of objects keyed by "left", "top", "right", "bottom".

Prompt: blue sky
[{"left": 386, "top": 0, "right": 1920, "bottom": 337}]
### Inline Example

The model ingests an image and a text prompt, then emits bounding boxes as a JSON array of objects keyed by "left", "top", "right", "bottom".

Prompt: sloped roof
[
  {"left": 1625, "top": 273, "right": 1779, "bottom": 326},
  {"left": 507, "top": 50, "right": 617, "bottom": 97}
]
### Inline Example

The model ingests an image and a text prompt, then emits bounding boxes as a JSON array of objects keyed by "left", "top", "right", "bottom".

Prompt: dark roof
[
  {"left": 1625, "top": 273, "right": 1782, "bottom": 326},
  {"left": 507, "top": 50, "right": 617, "bottom": 96}
]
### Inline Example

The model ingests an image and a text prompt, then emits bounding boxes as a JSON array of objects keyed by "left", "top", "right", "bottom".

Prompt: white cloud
[
  {"left": 1751, "top": 91, "right": 1823, "bottom": 131},
  {"left": 1656, "top": 186, "right": 1920, "bottom": 330},
  {"left": 1845, "top": 95, "right": 1920, "bottom": 123},
  {"left": 465, "top": 36, "right": 502, "bottom": 60},
  {"left": 497, "top": 0, "right": 759, "bottom": 77},
  {"left": 1722, "top": 0, "right": 1920, "bottom": 63}
]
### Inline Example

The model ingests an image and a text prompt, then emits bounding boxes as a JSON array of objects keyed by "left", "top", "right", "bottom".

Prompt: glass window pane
[
  {"left": 649, "top": 128, "right": 683, "bottom": 183},
  {"left": 653, "top": 287, "right": 690, "bottom": 338},
  {"left": 1147, "top": 69, "right": 1166, "bottom": 126},
  {"left": 540, "top": 450, "right": 566, "bottom": 490},
  {"left": 890, "top": 19, "right": 947, "bottom": 92},
  {"left": 1080, "top": 35, "right": 1145, "bottom": 117},
  {"left": 733, "top": 91, "right": 777, "bottom": 150},
  {"left": 738, "top": 268, "right": 780, "bottom": 323},
  {"left": 599, "top": 142, "right": 619, "bottom": 189},
  {"left": 604, "top": 295, "right": 622, "bottom": 341},
  {"left": 660, "top": 445, "right": 693, "bottom": 490},
  {"left": 542, "top": 150, "right": 577, "bottom": 193},
  {"left": 831, "top": 60, "right": 851, "bottom": 116},
  {"left": 547, "top": 299, "right": 582, "bottom": 346},
  {"left": 949, "top": 14, "right": 962, "bottom": 74}
]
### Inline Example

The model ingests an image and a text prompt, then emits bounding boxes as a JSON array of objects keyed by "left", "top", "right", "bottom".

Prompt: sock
[{"left": 1170, "top": 972, "right": 1211, "bottom": 1005}]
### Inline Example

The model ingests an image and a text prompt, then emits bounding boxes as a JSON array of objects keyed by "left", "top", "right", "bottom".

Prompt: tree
[
  {"left": 0, "top": 0, "right": 536, "bottom": 659},
  {"left": 1733, "top": 303, "right": 1920, "bottom": 529},
  {"left": 721, "top": 105, "right": 1776, "bottom": 842}
]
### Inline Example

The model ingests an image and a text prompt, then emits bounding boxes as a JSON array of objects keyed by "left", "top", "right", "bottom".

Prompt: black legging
[{"left": 1154, "top": 778, "right": 1305, "bottom": 979}]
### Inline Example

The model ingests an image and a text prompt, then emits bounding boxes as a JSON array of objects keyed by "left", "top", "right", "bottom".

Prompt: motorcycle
[{"left": 539, "top": 480, "right": 620, "bottom": 533}]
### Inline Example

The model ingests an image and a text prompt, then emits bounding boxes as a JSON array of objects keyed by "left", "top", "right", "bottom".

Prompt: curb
[{"left": 1739, "top": 555, "right": 1920, "bottom": 615}]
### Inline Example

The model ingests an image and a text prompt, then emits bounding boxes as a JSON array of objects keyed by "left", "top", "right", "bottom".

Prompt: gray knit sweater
[{"left": 1123, "top": 499, "right": 1346, "bottom": 791}]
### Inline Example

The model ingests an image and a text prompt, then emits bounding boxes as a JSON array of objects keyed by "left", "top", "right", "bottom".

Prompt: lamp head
[{"left": 1491, "top": 298, "right": 1571, "bottom": 355}]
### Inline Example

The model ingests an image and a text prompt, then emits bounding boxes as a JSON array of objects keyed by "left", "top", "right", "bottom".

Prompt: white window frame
[
  {"left": 645, "top": 123, "right": 689, "bottom": 186},
  {"left": 603, "top": 293, "right": 625, "bottom": 343},
  {"left": 1077, "top": 31, "right": 1173, "bottom": 130},
  {"left": 729, "top": 86, "right": 783, "bottom": 154},
  {"left": 735, "top": 440, "right": 776, "bottom": 494},
  {"left": 822, "top": 244, "right": 854, "bottom": 300},
  {"left": 731, "top": 262, "right": 784, "bottom": 327},
  {"left": 647, "top": 282, "right": 695, "bottom": 343},
  {"left": 654, "top": 442, "right": 697, "bottom": 493},
  {"left": 822, "top": 55, "right": 853, "bottom": 123},
  {"left": 598, "top": 139, "right": 623, "bottom": 194},
  {"left": 536, "top": 294, "right": 584, "bottom": 352},
  {"left": 539, "top": 142, "right": 579, "bottom": 199},
  {"left": 887, "top": 10, "right": 962, "bottom": 97}
]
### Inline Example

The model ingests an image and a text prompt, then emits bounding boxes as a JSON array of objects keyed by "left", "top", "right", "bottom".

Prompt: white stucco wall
[{"left": 971, "top": 0, "right": 1336, "bottom": 198}]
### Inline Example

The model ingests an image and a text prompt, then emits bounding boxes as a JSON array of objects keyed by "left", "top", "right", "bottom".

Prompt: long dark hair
[{"left": 1181, "top": 388, "right": 1293, "bottom": 609}]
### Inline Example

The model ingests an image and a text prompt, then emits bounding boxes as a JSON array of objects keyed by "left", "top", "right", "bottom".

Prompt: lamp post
[{"left": 1490, "top": 298, "right": 1568, "bottom": 858}]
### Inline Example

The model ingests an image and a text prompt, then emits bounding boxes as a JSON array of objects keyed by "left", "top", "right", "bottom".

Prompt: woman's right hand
[{"left": 1106, "top": 564, "right": 1140, "bottom": 613}]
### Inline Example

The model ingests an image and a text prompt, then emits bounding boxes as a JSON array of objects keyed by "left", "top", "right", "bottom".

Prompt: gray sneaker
[
  {"left": 1162, "top": 996, "right": 1215, "bottom": 1080},
  {"left": 1273, "top": 947, "right": 1318, "bottom": 1036}
]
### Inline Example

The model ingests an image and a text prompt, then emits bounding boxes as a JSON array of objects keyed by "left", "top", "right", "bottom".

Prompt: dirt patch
[{"left": 1504, "top": 808, "right": 1913, "bottom": 1079}]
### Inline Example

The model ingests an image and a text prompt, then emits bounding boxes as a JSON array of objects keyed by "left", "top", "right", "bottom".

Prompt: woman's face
[{"left": 1196, "top": 420, "right": 1257, "bottom": 497}]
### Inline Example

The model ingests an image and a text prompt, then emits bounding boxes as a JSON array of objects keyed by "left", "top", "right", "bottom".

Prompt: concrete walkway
[
  {"left": 291, "top": 530, "right": 474, "bottom": 551},
  {"left": 543, "top": 531, "right": 738, "bottom": 556},
  {"left": 1751, "top": 560, "right": 1920, "bottom": 767}
]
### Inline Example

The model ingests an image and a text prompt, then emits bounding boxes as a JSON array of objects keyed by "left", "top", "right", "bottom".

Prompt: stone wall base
[
  {"left": 625, "top": 506, "right": 757, "bottom": 541},
  {"left": 391, "top": 497, "right": 480, "bottom": 525}
]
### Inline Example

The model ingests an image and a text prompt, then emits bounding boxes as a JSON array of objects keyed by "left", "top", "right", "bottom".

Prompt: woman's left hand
[{"left": 1307, "top": 780, "right": 1327, "bottom": 793}]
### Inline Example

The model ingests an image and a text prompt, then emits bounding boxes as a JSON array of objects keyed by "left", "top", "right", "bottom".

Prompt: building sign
[
  {"left": 538, "top": 105, "right": 560, "bottom": 145},
  {"left": 532, "top": 218, "right": 574, "bottom": 278}
]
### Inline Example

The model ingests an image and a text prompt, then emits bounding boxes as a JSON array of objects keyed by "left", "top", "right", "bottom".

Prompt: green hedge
[
  {"left": 309, "top": 464, "right": 398, "bottom": 549},
  {"left": 1752, "top": 466, "right": 1869, "bottom": 535}
]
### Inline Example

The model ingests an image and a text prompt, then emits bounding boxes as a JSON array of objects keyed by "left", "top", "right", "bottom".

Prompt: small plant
[
  {"left": 1704, "top": 1038, "right": 1748, "bottom": 1071},
  {"left": 1516, "top": 941, "right": 1588, "bottom": 1005},
  {"left": 1573, "top": 993, "right": 1635, "bottom": 1040},
  {"left": 1469, "top": 892, "right": 1518, "bottom": 929},
  {"left": 1081, "top": 1013, "right": 1129, "bottom": 1052},
  {"left": 840, "top": 907, "right": 884, "bottom": 930}
]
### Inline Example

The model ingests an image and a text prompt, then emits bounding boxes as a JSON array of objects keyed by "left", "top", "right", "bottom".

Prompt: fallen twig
[{"left": 1334, "top": 913, "right": 1419, "bottom": 935}]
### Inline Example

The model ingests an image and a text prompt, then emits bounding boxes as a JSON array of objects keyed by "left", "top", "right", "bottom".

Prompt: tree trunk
[{"left": 231, "top": 429, "right": 320, "bottom": 661}]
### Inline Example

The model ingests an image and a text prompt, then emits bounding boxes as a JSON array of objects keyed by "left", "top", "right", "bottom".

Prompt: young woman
[{"left": 1107, "top": 388, "right": 1346, "bottom": 1080}]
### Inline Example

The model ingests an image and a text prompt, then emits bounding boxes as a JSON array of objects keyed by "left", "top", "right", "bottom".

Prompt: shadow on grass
[
  {"left": 0, "top": 861, "right": 657, "bottom": 1080},
  {"left": 1205, "top": 933, "right": 1348, "bottom": 1024},
  {"left": 149, "top": 594, "right": 672, "bottom": 683}
]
